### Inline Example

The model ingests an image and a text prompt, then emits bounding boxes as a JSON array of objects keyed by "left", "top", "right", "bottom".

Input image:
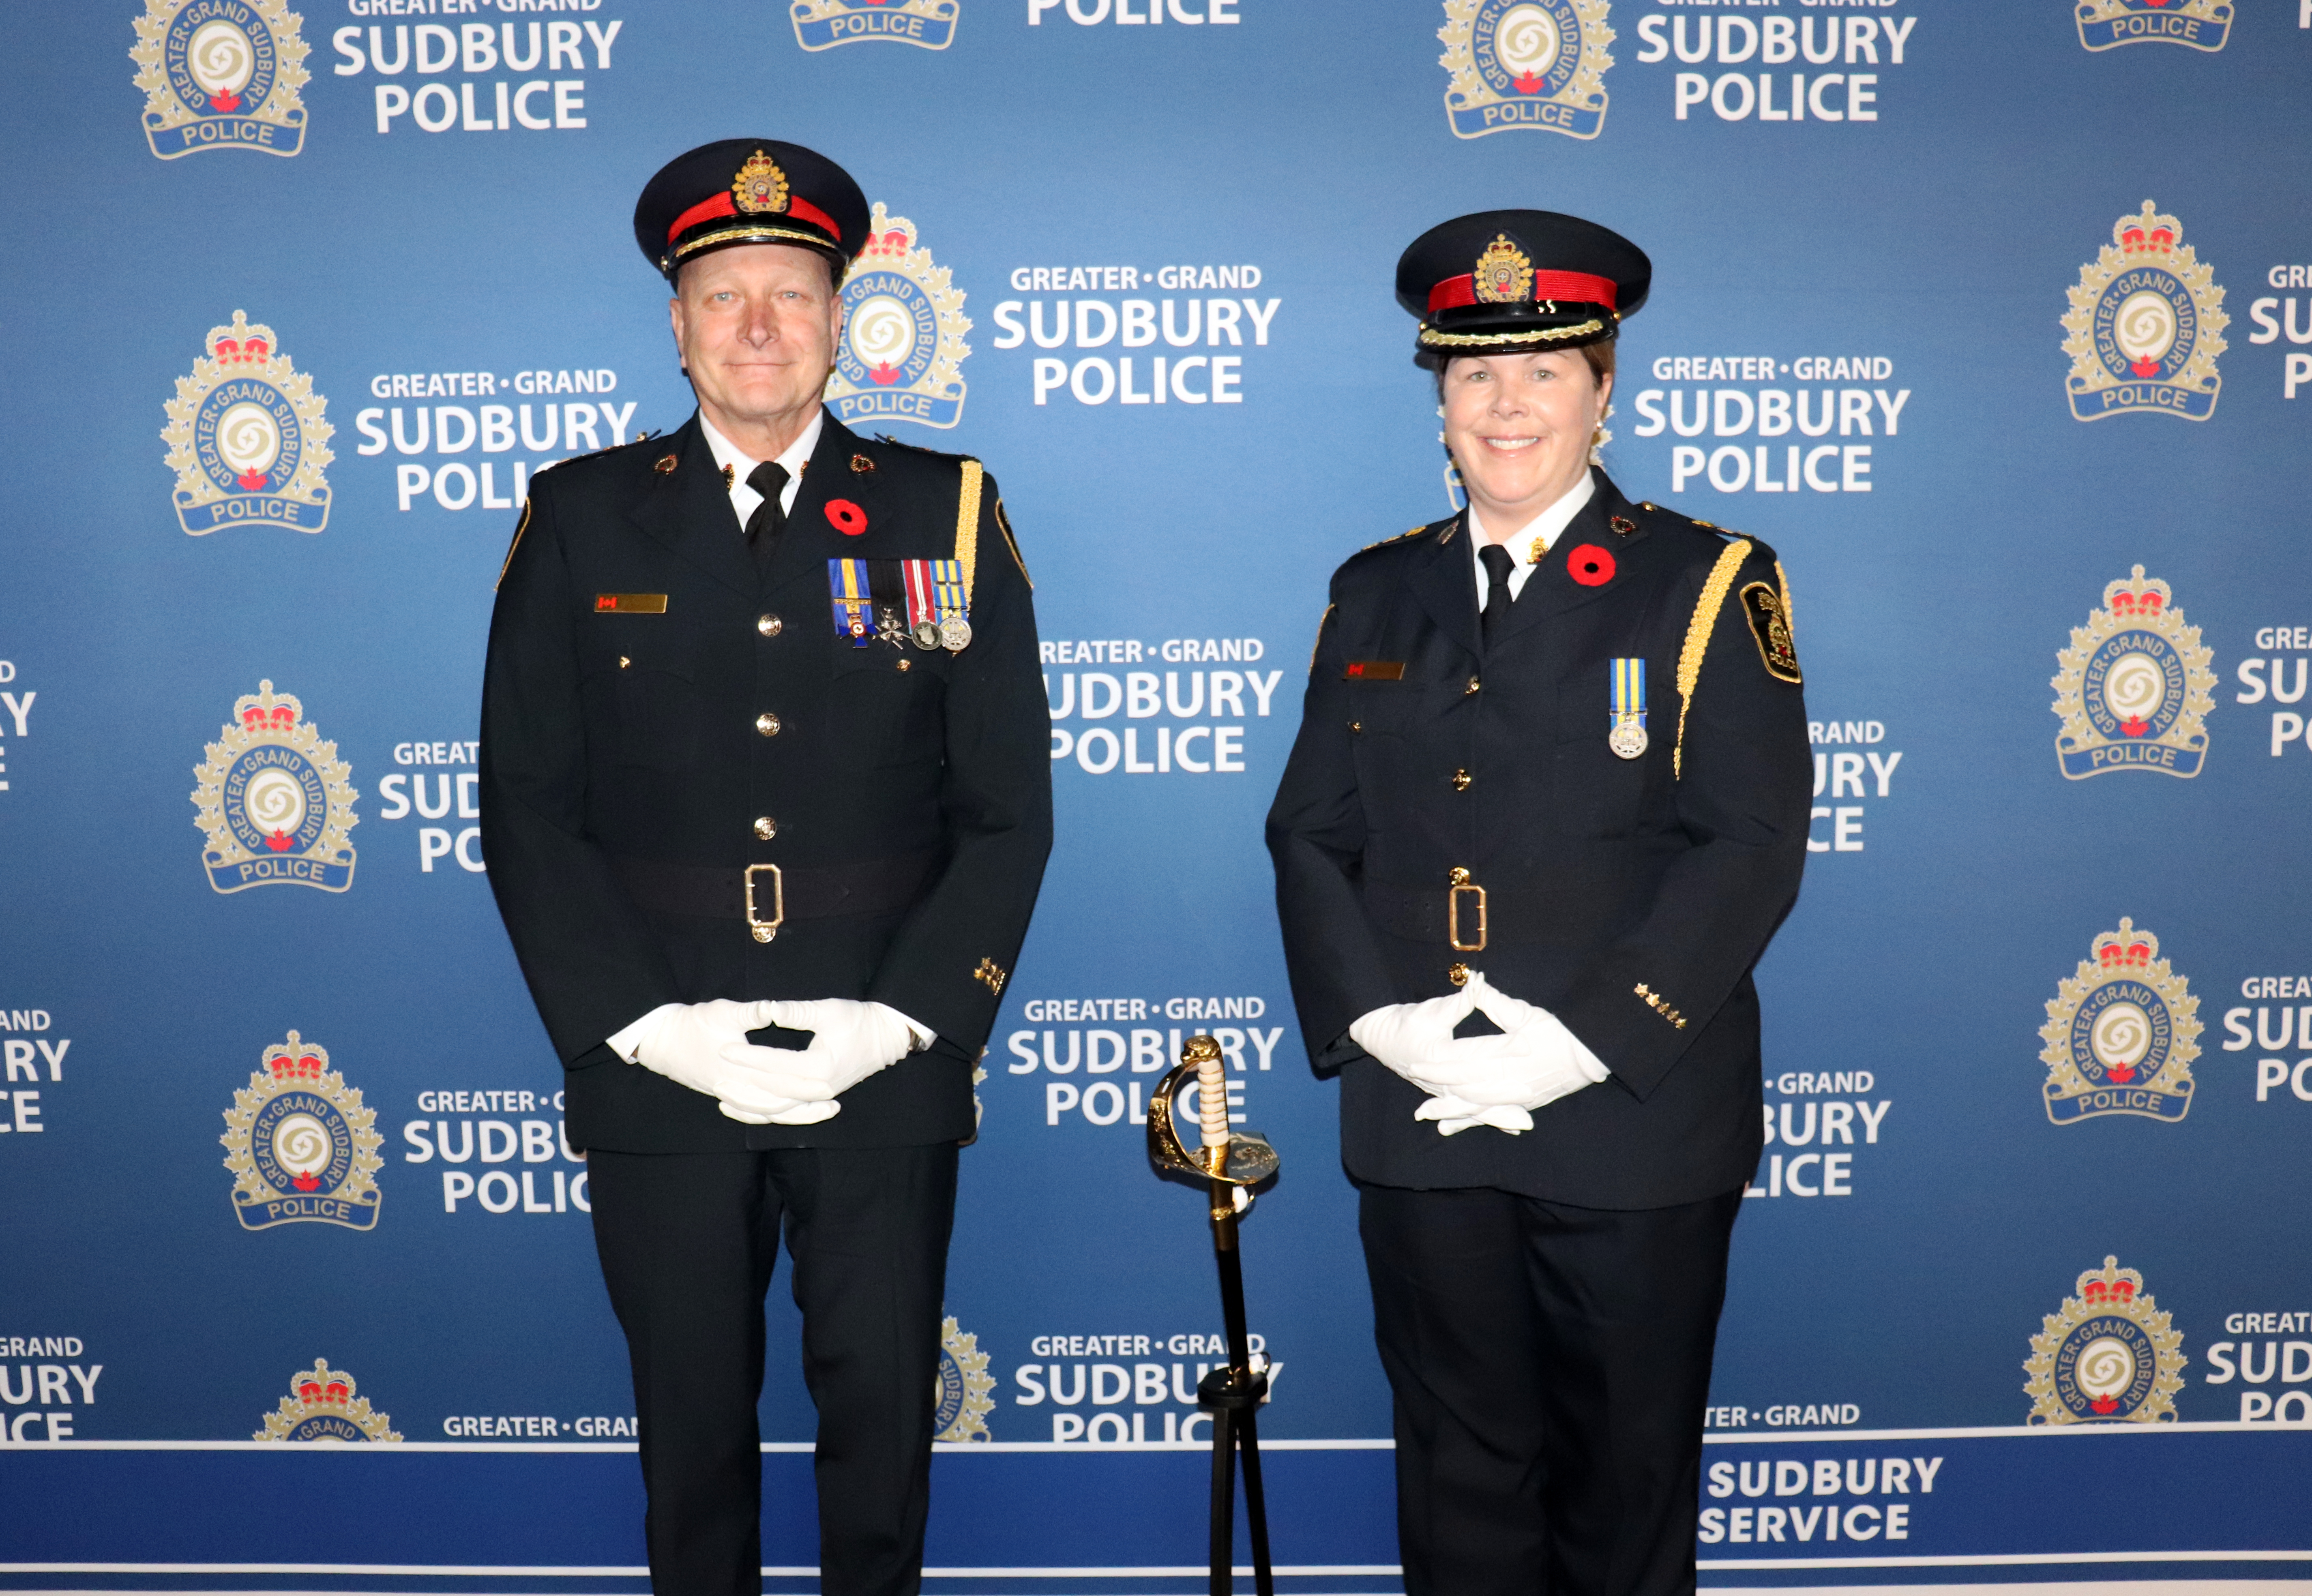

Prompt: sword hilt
[
  {"left": 1145, "top": 1037, "right": 1279, "bottom": 1207},
  {"left": 1194, "top": 1039, "right": 1230, "bottom": 1151}
]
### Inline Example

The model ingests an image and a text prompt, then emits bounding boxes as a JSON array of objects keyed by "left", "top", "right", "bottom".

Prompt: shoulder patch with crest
[{"left": 1739, "top": 581, "right": 1802, "bottom": 684}]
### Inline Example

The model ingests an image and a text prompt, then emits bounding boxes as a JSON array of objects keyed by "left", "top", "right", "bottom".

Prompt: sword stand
[{"left": 1147, "top": 1035, "right": 1280, "bottom": 1596}]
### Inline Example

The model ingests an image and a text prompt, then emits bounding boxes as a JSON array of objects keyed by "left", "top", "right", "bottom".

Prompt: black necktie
[
  {"left": 1479, "top": 543, "right": 1516, "bottom": 644},
  {"left": 743, "top": 461, "right": 790, "bottom": 547}
]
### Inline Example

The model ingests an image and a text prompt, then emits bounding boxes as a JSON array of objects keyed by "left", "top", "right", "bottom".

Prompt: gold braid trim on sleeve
[
  {"left": 1673, "top": 538, "right": 1754, "bottom": 779},
  {"left": 954, "top": 458, "right": 984, "bottom": 604}
]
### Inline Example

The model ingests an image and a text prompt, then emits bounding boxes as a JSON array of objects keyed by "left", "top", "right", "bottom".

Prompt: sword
[{"left": 1146, "top": 1034, "right": 1280, "bottom": 1596}]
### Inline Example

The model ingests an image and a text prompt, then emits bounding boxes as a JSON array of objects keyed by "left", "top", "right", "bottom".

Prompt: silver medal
[
  {"left": 940, "top": 615, "right": 973, "bottom": 651},
  {"left": 1608, "top": 717, "right": 1649, "bottom": 760}
]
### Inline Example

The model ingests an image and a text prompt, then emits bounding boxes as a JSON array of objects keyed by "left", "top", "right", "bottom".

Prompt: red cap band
[
  {"left": 667, "top": 191, "right": 843, "bottom": 249},
  {"left": 1427, "top": 269, "right": 1617, "bottom": 315}
]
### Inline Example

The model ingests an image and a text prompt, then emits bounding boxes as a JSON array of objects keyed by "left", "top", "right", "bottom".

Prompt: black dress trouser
[
  {"left": 1358, "top": 1184, "right": 1745, "bottom": 1596},
  {"left": 587, "top": 1143, "right": 960, "bottom": 1596}
]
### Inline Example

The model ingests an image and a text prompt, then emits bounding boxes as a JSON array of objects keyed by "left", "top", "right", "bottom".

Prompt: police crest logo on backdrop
[
  {"left": 791, "top": 0, "right": 959, "bottom": 52},
  {"left": 934, "top": 1316, "right": 996, "bottom": 1442},
  {"left": 2074, "top": 0, "right": 2232, "bottom": 54},
  {"left": 825, "top": 204, "right": 972, "bottom": 431},
  {"left": 131, "top": 0, "right": 309, "bottom": 159},
  {"left": 1438, "top": 0, "right": 1613, "bottom": 141},
  {"left": 2025, "top": 1257, "right": 2186, "bottom": 1424},
  {"left": 164, "top": 311, "right": 333, "bottom": 535},
  {"left": 255, "top": 1360, "right": 401, "bottom": 1443},
  {"left": 2039, "top": 919, "right": 2200, "bottom": 1125},
  {"left": 2052, "top": 566, "right": 2214, "bottom": 779},
  {"left": 2063, "top": 201, "right": 2228, "bottom": 423},
  {"left": 221, "top": 1031, "right": 382, "bottom": 1233},
  {"left": 191, "top": 681, "right": 360, "bottom": 895}
]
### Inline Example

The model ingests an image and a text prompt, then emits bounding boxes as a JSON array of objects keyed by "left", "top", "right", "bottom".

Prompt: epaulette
[
  {"left": 874, "top": 431, "right": 972, "bottom": 463},
  {"left": 536, "top": 428, "right": 658, "bottom": 477},
  {"left": 869, "top": 435, "right": 1028, "bottom": 591},
  {"left": 1362, "top": 521, "right": 1441, "bottom": 553},
  {"left": 1636, "top": 501, "right": 1740, "bottom": 539}
]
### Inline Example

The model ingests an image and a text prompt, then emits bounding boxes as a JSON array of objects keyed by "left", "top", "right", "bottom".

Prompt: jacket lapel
[
  {"left": 625, "top": 414, "right": 756, "bottom": 598},
  {"left": 1491, "top": 470, "right": 1651, "bottom": 645},
  {"left": 761, "top": 410, "right": 878, "bottom": 600},
  {"left": 1406, "top": 510, "right": 1482, "bottom": 663}
]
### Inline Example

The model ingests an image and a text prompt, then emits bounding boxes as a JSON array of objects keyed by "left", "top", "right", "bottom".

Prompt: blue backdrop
[{"left": 3, "top": 0, "right": 2311, "bottom": 1589}]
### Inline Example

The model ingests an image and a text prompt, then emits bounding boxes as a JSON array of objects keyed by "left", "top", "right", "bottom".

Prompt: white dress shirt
[
  {"left": 1468, "top": 469, "right": 1596, "bottom": 607},
  {"left": 699, "top": 408, "right": 821, "bottom": 531}
]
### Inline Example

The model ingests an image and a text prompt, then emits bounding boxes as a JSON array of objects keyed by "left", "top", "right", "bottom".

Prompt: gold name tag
[
  {"left": 594, "top": 593, "right": 667, "bottom": 614},
  {"left": 1342, "top": 660, "right": 1405, "bottom": 681}
]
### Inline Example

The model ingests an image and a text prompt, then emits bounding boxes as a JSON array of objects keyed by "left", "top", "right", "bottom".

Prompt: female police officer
[{"left": 1267, "top": 211, "right": 1811, "bottom": 1596}]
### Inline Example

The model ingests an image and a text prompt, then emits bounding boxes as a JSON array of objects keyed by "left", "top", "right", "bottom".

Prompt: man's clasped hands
[{"left": 617, "top": 998, "right": 924, "bottom": 1125}]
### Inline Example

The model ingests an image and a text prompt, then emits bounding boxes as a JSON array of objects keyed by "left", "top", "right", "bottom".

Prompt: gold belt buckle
[
  {"left": 744, "top": 863, "right": 784, "bottom": 944},
  {"left": 1447, "top": 867, "right": 1488, "bottom": 953}
]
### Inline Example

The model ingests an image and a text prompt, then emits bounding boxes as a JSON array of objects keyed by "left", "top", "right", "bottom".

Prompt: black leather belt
[
  {"left": 1362, "top": 875, "right": 1605, "bottom": 950},
  {"left": 614, "top": 850, "right": 940, "bottom": 934}
]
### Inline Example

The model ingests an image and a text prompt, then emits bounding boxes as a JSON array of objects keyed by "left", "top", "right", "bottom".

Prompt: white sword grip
[{"left": 1197, "top": 1050, "right": 1229, "bottom": 1150}]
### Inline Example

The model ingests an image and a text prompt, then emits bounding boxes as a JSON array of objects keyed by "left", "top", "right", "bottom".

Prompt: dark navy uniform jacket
[
  {"left": 482, "top": 409, "right": 1051, "bottom": 1155},
  {"left": 1266, "top": 470, "right": 1809, "bottom": 1209}
]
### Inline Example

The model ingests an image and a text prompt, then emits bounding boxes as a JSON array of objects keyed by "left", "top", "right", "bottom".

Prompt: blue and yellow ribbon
[
  {"left": 1611, "top": 656, "right": 1646, "bottom": 730},
  {"left": 930, "top": 558, "right": 969, "bottom": 628},
  {"left": 828, "top": 558, "right": 874, "bottom": 646}
]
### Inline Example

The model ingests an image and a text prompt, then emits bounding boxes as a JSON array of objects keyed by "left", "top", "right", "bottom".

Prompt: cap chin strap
[{"left": 1418, "top": 319, "right": 1608, "bottom": 349}]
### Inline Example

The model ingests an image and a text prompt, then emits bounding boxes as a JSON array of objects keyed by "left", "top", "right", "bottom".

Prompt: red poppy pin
[
  {"left": 826, "top": 499, "right": 869, "bottom": 536},
  {"left": 1566, "top": 543, "right": 1616, "bottom": 587}
]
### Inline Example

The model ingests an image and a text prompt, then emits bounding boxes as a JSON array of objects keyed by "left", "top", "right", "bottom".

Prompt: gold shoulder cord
[
  {"left": 954, "top": 458, "right": 984, "bottom": 604},
  {"left": 493, "top": 498, "right": 532, "bottom": 592},
  {"left": 1673, "top": 539, "right": 1753, "bottom": 779},
  {"left": 1776, "top": 559, "right": 1795, "bottom": 634}
]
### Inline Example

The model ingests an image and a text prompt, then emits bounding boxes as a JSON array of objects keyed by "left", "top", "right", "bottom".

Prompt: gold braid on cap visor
[
  {"left": 1418, "top": 317, "right": 1609, "bottom": 348},
  {"left": 662, "top": 223, "right": 849, "bottom": 272}
]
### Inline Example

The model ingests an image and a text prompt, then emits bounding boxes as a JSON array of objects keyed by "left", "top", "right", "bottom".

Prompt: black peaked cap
[
  {"left": 1396, "top": 210, "right": 1651, "bottom": 355},
  {"left": 633, "top": 139, "right": 870, "bottom": 283}
]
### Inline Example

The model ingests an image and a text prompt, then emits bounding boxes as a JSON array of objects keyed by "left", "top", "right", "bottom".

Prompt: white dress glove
[
  {"left": 1348, "top": 985, "right": 1486, "bottom": 1080},
  {"left": 611, "top": 999, "right": 841, "bottom": 1125},
  {"left": 1404, "top": 971, "right": 1609, "bottom": 1136},
  {"left": 1349, "top": 985, "right": 1528, "bottom": 1135},
  {"left": 714, "top": 998, "right": 927, "bottom": 1123}
]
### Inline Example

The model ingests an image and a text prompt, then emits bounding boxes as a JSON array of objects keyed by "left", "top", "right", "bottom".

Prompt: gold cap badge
[
  {"left": 1473, "top": 235, "right": 1534, "bottom": 304},
  {"left": 731, "top": 150, "right": 789, "bottom": 215}
]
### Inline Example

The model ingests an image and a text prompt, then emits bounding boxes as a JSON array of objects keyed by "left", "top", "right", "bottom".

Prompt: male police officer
[
  {"left": 481, "top": 140, "right": 1049, "bottom": 1596},
  {"left": 1267, "top": 212, "right": 1811, "bottom": 1596}
]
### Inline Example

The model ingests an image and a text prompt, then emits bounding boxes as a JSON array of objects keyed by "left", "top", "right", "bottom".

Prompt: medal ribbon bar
[
  {"left": 828, "top": 558, "right": 875, "bottom": 645},
  {"left": 1612, "top": 656, "right": 1646, "bottom": 732}
]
